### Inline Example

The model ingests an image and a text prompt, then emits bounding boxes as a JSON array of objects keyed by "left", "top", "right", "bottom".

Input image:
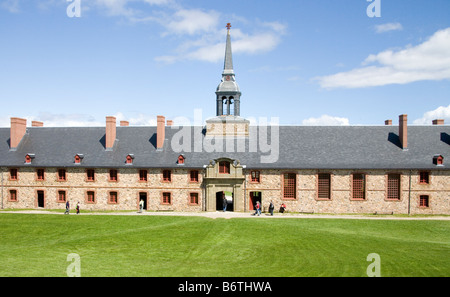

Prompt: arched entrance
[{"left": 204, "top": 158, "right": 245, "bottom": 212}]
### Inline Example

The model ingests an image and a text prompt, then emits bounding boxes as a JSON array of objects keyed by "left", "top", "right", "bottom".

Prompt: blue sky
[{"left": 0, "top": 0, "right": 449, "bottom": 127}]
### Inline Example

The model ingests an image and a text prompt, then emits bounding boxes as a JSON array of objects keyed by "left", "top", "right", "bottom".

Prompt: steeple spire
[
  {"left": 216, "top": 23, "right": 241, "bottom": 117},
  {"left": 223, "top": 23, "right": 234, "bottom": 74}
]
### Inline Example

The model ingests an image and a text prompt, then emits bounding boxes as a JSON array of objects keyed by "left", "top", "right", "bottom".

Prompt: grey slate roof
[{"left": 0, "top": 125, "right": 448, "bottom": 170}]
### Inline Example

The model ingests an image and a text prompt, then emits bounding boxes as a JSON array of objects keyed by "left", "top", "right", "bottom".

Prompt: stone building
[{"left": 0, "top": 25, "right": 449, "bottom": 215}]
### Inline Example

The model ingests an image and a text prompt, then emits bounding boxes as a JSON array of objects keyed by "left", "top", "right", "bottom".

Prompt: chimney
[
  {"left": 432, "top": 119, "right": 444, "bottom": 125},
  {"left": 32, "top": 121, "right": 44, "bottom": 127},
  {"left": 399, "top": 114, "right": 408, "bottom": 150},
  {"left": 157, "top": 115, "right": 165, "bottom": 150},
  {"left": 10, "top": 117, "right": 27, "bottom": 149},
  {"left": 167, "top": 120, "right": 173, "bottom": 126},
  {"left": 105, "top": 116, "right": 117, "bottom": 149},
  {"left": 385, "top": 119, "right": 392, "bottom": 126},
  {"left": 120, "top": 121, "right": 129, "bottom": 127}
]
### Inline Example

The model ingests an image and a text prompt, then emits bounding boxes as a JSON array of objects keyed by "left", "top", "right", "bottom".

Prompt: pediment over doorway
[{"left": 205, "top": 157, "right": 244, "bottom": 179}]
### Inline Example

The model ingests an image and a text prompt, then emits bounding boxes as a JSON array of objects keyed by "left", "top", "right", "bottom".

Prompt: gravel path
[{"left": 1, "top": 209, "right": 449, "bottom": 220}]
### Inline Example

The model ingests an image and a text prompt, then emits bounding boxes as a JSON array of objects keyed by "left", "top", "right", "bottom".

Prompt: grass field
[{"left": 0, "top": 213, "right": 449, "bottom": 277}]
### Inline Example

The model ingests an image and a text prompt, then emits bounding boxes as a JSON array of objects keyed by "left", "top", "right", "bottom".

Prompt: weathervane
[{"left": 226, "top": 23, "right": 231, "bottom": 30}]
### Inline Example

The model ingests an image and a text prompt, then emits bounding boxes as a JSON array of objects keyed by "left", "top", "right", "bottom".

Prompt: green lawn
[{"left": 0, "top": 213, "right": 449, "bottom": 277}]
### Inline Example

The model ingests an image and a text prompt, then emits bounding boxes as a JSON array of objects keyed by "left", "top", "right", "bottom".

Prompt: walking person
[
  {"left": 76, "top": 202, "right": 80, "bottom": 215},
  {"left": 64, "top": 201, "right": 70, "bottom": 214},
  {"left": 269, "top": 200, "right": 274, "bottom": 216},
  {"left": 139, "top": 199, "right": 144, "bottom": 213},
  {"left": 223, "top": 196, "right": 228, "bottom": 212},
  {"left": 252, "top": 201, "right": 261, "bottom": 216}
]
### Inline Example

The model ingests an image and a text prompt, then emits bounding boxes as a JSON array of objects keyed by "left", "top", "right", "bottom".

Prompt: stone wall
[
  {"left": 0, "top": 167, "right": 203, "bottom": 212},
  {"left": 1, "top": 167, "right": 448, "bottom": 214}
]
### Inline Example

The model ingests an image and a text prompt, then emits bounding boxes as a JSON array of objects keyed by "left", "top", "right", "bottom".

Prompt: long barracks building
[{"left": 1, "top": 25, "right": 449, "bottom": 215}]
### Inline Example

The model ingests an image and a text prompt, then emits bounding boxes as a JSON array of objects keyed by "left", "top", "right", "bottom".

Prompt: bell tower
[
  {"left": 206, "top": 23, "right": 249, "bottom": 137},
  {"left": 216, "top": 23, "right": 241, "bottom": 117}
]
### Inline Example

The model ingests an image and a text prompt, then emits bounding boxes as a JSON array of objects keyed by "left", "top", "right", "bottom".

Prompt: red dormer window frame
[
  {"left": 25, "top": 154, "right": 34, "bottom": 164},
  {"left": 75, "top": 155, "right": 81, "bottom": 164},
  {"left": 126, "top": 154, "right": 134, "bottom": 164},
  {"left": 178, "top": 155, "right": 185, "bottom": 165}
]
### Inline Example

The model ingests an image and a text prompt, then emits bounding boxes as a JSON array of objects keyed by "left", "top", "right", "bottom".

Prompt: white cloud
[
  {"left": 413, "top": 104, "right": 450, "bottom": 125},
  {"left": 157, "top": 21, "right": 286, "bottom": 64},
  {"left": 1, "top": 0, "right": 20, "bottom": 13},
  {"left": 302, "top": 115, "right": 350, "bottom": 126},
  {"left": 316, "top": 27, "right": 450, "bottom": 89},
  {"left": 163, "top": 9, "right": 220, "bottom": 36},
  {"left": 375, "top": 22, "right": 403, "bottom": 33}
]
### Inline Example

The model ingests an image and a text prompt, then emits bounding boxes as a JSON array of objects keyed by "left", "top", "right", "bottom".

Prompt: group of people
[
  {"left": 64, "top": 201, "right": 80, "bottom": 215},
  {"left": 252, "top": 201, "right": 287, "bottom": 216}
]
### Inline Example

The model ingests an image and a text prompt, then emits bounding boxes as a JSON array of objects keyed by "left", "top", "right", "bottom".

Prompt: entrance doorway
[
  {"left": 139, "top": 192, "right": 147, "bottom": 210},
  {"left": 216, "top": 191, "right": 233, "bottom": 211},
  {"left": 249, "top": 192, "right": 262, "bottom": 211},
  {"left": 37, "top": 190, "right": 45, "bottom": 208}
]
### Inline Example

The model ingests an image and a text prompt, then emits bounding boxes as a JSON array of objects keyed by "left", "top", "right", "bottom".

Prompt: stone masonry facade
[{"left": 2, "top": 166, "right": 448, "bottom": 215}]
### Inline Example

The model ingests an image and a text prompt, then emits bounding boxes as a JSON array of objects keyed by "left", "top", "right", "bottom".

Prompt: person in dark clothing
[
  {"left": 269, "top": 200, "right": 274, "bottom": 216},
  {"left": 64, "top": 201, "right": 70, "bottom": 214}
]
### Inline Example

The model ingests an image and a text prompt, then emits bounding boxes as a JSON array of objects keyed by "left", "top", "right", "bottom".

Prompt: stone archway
[{"left": 203, "top": 158, "right": 245, "bottom": 212}]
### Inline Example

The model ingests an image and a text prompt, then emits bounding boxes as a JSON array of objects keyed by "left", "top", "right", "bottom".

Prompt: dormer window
[
  {"left": 433, "top": 155, "right": 444, "bottom": 166},
  {"left": 25, "top": 154, "right": 35, "bottom": 164},
  {"left": 74, "top": 154, "right": 84, "bottom": 164},
  {"left": 178, "top": 155, "right": 185, "bottom": 165},
  {"left": 126, "top": 154, "right": 134, "bottom": 165}
]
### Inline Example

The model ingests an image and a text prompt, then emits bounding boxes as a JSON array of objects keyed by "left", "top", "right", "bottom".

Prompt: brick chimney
[
  {"left": 399, "top": 114, "right": 408, "bottom": 150},
  {"left": 167, "top": 120, "right": 173, "bottom": 126},
  {"left": 385, "top": 119, "right": 392, "bottom": 126},
  {"left": 10, "top": 117, "right": 27, "bottom": 149},
  {"left": 120, "top": 121, "right": 129, "bottom": 127},
  {"left": 157, "top": 115, "right": 165, "bottom": 150},
  {"left": 105, "top": 116, "right": 117, "bottom": 150},
  {"left": 432, "top": 119, "right": 444, "bottom": 125},
  {"left": 32, "top": 121, "right": 44, "bottom": 127}
]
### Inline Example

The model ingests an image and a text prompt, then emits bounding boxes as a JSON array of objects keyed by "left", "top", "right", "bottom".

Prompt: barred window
[
  {"left": 9, "top": 168, "right": 18, "bottom": 180},
  {"left": 162, "top": 192, "right": 172, "bottom": 205},
  {"left": 58, "top": 169, "right": 67, "bottom": 181},
  {"left": 352, "top": 174, "right": 366, "bottom": 200},
  {"left": 109, "top": 191, "right": 118, "bottom": 204},
  {"left": 387, "top": 174, "right": 401, "bottom": 200},
  {"left": 419, "top": 195, "right": 429, "bottom": 208},
  {"left": 87, "top": 191, "right": 95, "bottom": 203},
  {"left": 86, "top": 169, "right": 95, "bottom": 181},
  {"left": 318, "top": 173, "right": 331, "bottom": 200},
  {"left": 109, "top": 169, "right": 118, "bottom": 182},
  {"left": 139, "top": 170, "right": 147, "bottom": 182},
  {"left": 219, "top": 161, "right": 230, "bottom": 174},
  {"left": 9, "top": 190, "right": 17, "bottom": 201},
  {"left": 37, "top": 169, "right": 45, "bottom": 181},
  {"left": 163, "top": 170, "right": 171, "bottom": 182},
  {"left": 190, "top": 193, "right": 199, "bottom": 205},
  {"left": 419, "top": 171, "right": 429, "bottom": 184},
  {"left": 283, "top": 173, "right": 296, "bottom": 199},
  {"left": 190, "top": 170, "right": 199, "bottom": 182},
  {"left": 251, "top": 171, "right": 260, "bottom": 183},
  {"left": 58, "top": 190, "right": 66, "bottom": 202}
]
